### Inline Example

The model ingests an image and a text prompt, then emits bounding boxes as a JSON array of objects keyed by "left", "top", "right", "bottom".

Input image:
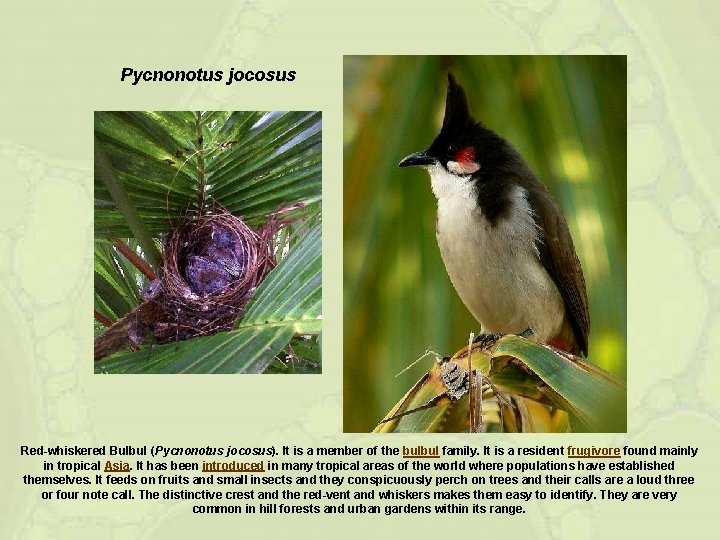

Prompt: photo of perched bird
[
  {"left": 399, "top": 74, "right": 589, "bottom": 356},
  {"left": 343, "top": 56, "right": 626, "bottom": 433}
]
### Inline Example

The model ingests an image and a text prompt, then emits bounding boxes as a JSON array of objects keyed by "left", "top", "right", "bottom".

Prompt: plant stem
[
  {"left": 195, "top": 112, "right": 206, "bottom": 214},
  {"left": 94, "top": 300, "right": 162, "bottom": 361},
  {"left": 94, "top": 309, "right": 113, "bottom": 327},
  {"left": 111, "top": 238, "right": 156, "bottom": 280},
  {"left": 95, "top": 136, "right": 163, "bottom": 268}
]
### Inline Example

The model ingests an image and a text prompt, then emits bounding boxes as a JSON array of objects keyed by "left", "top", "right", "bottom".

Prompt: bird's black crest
[{"left": 442, "top": 74, "right": 473, "bottom": 132}]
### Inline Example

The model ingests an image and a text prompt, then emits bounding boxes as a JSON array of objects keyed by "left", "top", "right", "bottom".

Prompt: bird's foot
[
  {"left": 472, "top": 332, "right": 504, "bottom": 349},
  {"left": 518, "top": 328, "right": 534, "bottom": 339}
]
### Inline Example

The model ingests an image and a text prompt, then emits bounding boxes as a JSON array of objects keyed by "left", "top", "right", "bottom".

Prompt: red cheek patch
[
  {"left": 455, "top": 146, "right": 476, "bottom": 165},
  {"left": 448, "top": 146, "right": 480, "bottom": 175}
]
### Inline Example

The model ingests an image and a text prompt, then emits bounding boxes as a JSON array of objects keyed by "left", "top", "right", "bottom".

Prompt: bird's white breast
[{"left": 428, "top": 164, "right": 565, "bottom": 341}]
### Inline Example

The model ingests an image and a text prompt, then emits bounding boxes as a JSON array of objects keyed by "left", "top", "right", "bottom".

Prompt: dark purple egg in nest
[{"left": 150, "top": 211, "right": 276, "bottom": 343}]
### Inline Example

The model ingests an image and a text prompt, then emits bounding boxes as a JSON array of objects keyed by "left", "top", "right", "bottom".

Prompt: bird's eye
[{"left": 447, "top": 144, "right": 456, "bottom": 154}]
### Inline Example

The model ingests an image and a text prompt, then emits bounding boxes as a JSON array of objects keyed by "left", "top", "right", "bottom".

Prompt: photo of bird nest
[
  {"left": 94, "top": 111, "right": 322, "bottom": 374},
  {"left": 155, "top": 211, "right": 277, "bottom": 343}
]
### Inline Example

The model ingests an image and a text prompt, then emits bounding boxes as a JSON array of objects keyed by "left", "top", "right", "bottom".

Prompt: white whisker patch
[{"left": 447, "top": 159, "right": 480, "bottom": 176}]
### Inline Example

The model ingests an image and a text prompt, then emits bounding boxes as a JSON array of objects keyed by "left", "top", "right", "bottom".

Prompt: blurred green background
[{"left": 343, "top": 56, "right": 627, "bottom": 433}]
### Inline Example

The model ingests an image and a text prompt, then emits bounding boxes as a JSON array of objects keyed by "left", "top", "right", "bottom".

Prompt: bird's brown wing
[{"left": 528, "top": 188, "right": 590, "bottom": 356}]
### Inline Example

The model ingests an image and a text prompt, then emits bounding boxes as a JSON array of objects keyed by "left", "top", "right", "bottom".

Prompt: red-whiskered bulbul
[{"left": 399, "top": 74, "right": 589, "bottom": 356}]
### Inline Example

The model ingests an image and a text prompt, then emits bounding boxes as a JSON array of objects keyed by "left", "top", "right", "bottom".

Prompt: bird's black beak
[{"left": 399, "top": 151, "right": 436, "bottom": 168}]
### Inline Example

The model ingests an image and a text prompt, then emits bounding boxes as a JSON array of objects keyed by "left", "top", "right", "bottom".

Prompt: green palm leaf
[
  {"left": 375, "top": 336, "right": 626, "bottom": 433},
  {"left": 95, "top": 111, "right": 321, "bottom": 237},
  {"left": 94, "top": 239, "right": 145, "bottom": 321}
]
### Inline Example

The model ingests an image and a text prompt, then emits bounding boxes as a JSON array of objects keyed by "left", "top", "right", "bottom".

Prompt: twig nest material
[{"left": 153, "top": 211, "right": 276, "bottom": 343}]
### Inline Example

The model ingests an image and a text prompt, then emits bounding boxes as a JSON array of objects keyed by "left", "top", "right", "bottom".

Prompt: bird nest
[{"left": 149, "top": 211, "right": 276, "bottom": 343}]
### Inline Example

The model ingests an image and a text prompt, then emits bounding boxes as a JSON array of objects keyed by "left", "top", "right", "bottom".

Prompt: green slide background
[{"left": 1, "top": 1, "right": 718, "bottom": 539}]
